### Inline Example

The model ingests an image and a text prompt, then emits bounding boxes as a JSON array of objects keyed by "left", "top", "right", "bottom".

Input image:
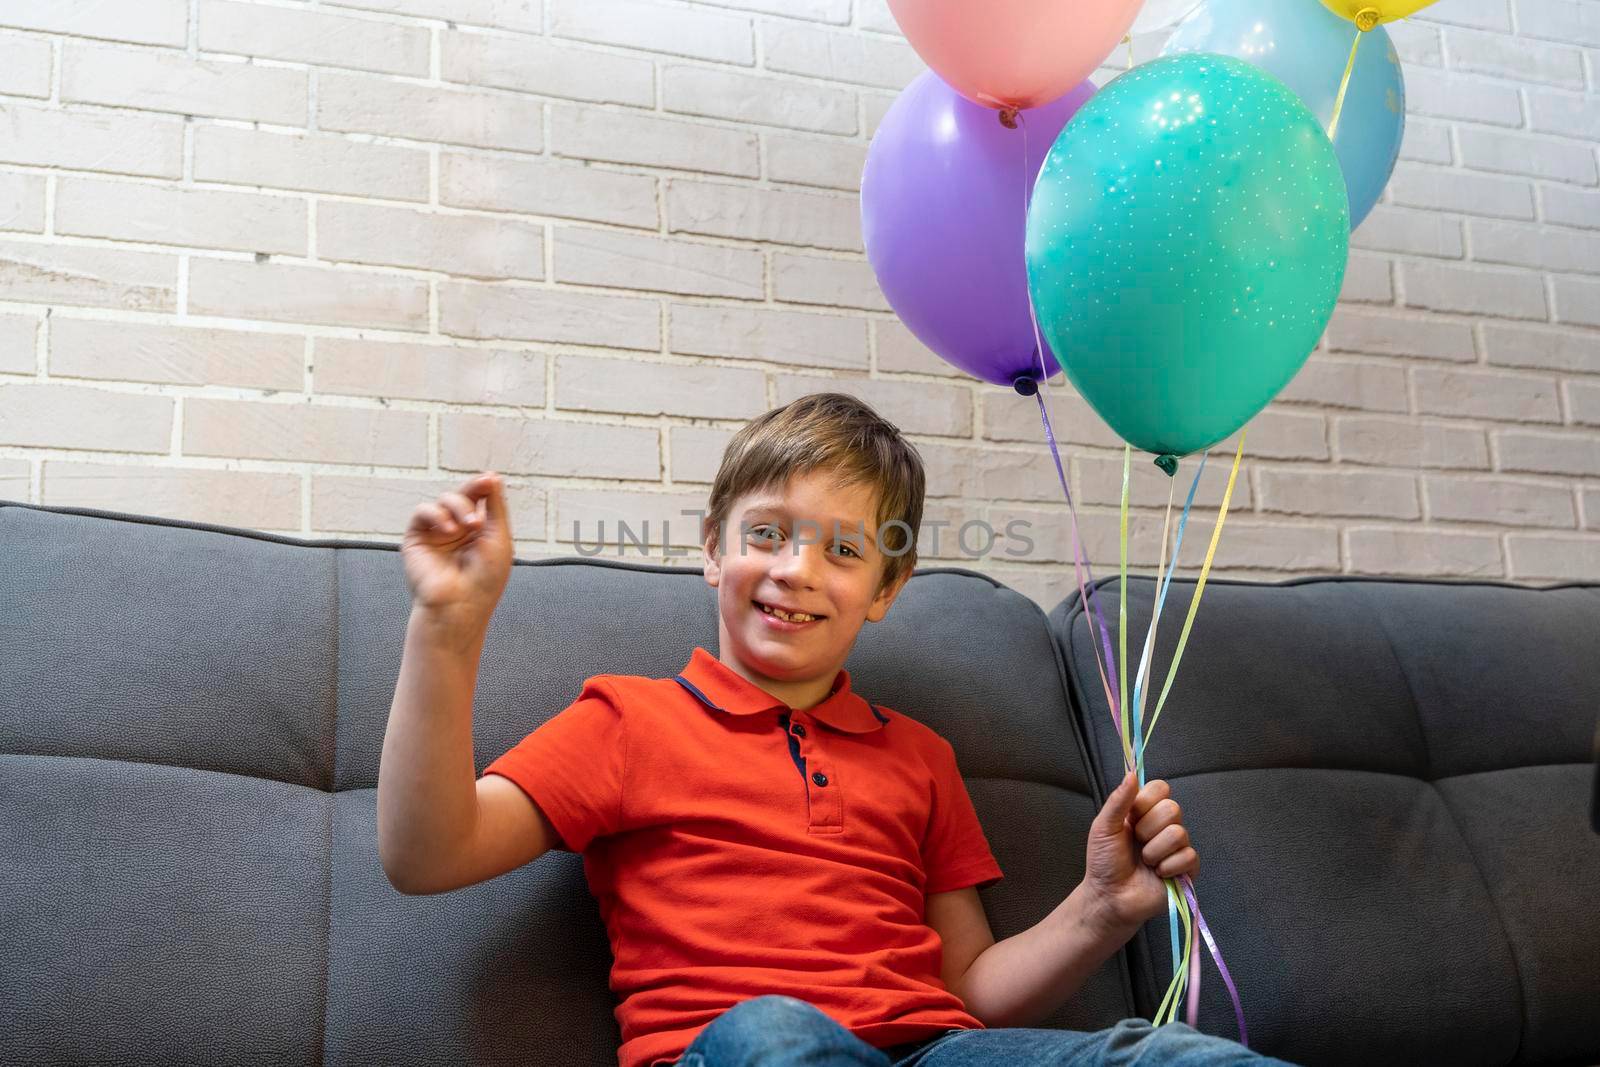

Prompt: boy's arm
[{"left": 376, "top": 604, "right": 556, "bottom": 895}]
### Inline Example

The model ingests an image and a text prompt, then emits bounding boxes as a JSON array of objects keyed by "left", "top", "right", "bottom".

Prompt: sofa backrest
[
  {"left": 1053, "top": 575, "right": 1600, "bottom": 1067},
  {"left": 0, "top": 500, "right": 1132, "bottom": 1067}
]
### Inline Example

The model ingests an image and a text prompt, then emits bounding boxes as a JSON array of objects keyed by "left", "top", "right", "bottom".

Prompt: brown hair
[{"left": 704, "top": 392, "right": 925, "bottom": 592}]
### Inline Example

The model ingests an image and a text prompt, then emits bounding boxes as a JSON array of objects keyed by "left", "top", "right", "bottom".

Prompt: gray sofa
[{"left": 2, "top": 497, "right": 1597, "bottom": 1067}]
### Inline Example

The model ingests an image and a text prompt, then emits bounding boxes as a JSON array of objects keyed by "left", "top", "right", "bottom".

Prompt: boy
[{"left": 378, "top": 392, "right": 1290, "bottom": 1067}]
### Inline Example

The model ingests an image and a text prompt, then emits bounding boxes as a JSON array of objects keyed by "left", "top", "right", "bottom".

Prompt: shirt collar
[{"left": 674, "top": 646, "right": 888, "bottom": 734}]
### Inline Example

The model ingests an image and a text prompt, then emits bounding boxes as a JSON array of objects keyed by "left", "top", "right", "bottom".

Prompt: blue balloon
[{"left": 1163, "top": 0, "right": 1405, "bottom": 229}]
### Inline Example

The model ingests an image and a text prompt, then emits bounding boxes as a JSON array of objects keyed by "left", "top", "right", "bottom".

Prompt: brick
[
  {"left": 440, "top": 411, "right": 660, "bottom": 480},
  {"left": 554, "top": 228, "right": 762, "bottom": 299},
  {"left": 1457, "top": 127, "right": 1598, "bottom": 186},
  {"left": 1403, "top": 67, "right": 1522, "bottom": 126},
  {"left": 669, "top": 303, "right": 868, "bottom": 369},
  {"left": 1529, "top": 89, "right": 1600, "bottom": 141},
  {"left": 1569, "top": 379, "right": 1600, "bottom": 427},
  {"left": 0, "top": 172, "right": 45, "bottom": 234},
  {"left": 440, "top": 151, "right": 658, "bottom": 229},
  {"left": 982, "top": 387, "right": 1122, "bottom": 449},
  {"left": 1447, "top": 27, "right": 1585, "bottom": 88},
  {"left": 319, "top": 73, "right": 543, "bottom": 153},
  {"left": 1401, "top": 261, "right": 1547, "bottom": 319},
  {"left": 1339, "top": 254, "right": 1393, "bottom": 304},
  {"left": 1506, "top": 533, "right": 1600, "bottom": 580},
  {"left": 863, "top": 91, "right": 896, "bottom": 138},
  {"left": 1425, "top": 474, "right": 1576, "bottom": 527},
  {"left": 194, "top": 126, "right": 428, "bottom": 202},
  {"left": 312, "top": 471, "right": 546, "bottom": 540},
  {"left": 57, "top": 177, "right": 307, "bottom": 256},
  {"left": 1389, "top": 164, "right": 1534, "bottom": 220},
  {"left": 1336, "top": 415, "right": 1490, "bottom": 469},
  {"left": 314, "top": 338, "right": 545, "bottom": 406},
  {"left": 1325, "top": 307, "right": 1477, "bottom": 361},
  {"left": 185, "top": 397, "right": 426, "bottom": 465},
  {"left": 1170, "top": 519, "right": 1341, "bottom": 573},
  {"left": 1413, "top": 366, "right": 1561, "bottom": 423},
  {"left": 1470, "top": 219, "right": 1600, "bottom": 274},
  {"left": 441, "top": 30, "right": 653, "bottom": 107},
  {"left": 1416, "top": 0, "right": 1511, "bottom": 30},
  {"left": 198, "top": 0, "right": 429, "bottom": 76},
  {"left": 1585, "top": 487, "right": 1600, "bottom": 530},
  {"left": 1351, "top": 207, "right": 1464, "bottom": 258},
  {"left": 1388, "top": 20, "right": 1442, "bottom": 65},
  {"left": 772, "top": 251, "right": 889, "bottom": 311},
  {"left": 556, "top": 488, "right": 715, "bottom": 551},
  {"left": 1518, "top": 0, "right": 1600, "bottom": 48},
  {"left": 0, "top": 458, "right": 29, "bottom": 502},
  {"left": 550, "top": 105, "right": 759, "bottom": 179},
  {"left": 0, "top": 314, "right": 38, "bottom": 374},
  {"left": 555, "top": 354, "right": 766, "bottom": 419},
  {"left": 668, "top": 179, "right": 861, "bottom": 251},
  {"left": 549, "top": 0, "right": 753, "bottom": 64},
  {"left": 774, "top": 373, "right": 971, "bottom": 437},
  {"left": 981, "top": 504, "right": 1168, "bottom": 567},
  {"left": 1074, "top": 453, "right": 1252, "bottom": 510},
  {"left": 1259, "top": 467, "right": 1418, "bottom": 519},
  {"left": 326, "top": 0, "right": 542, "bottom": 32},
  {"left": 45, "top": 461, "right": 300, "bottom": 529},
  {"left": 1495, "top": 429, "right": 1600, "bottom": 476},
  {"left": 663, "top": 66, "right": 857, "bottom": 135},
  {"left": 189, "top": 259, "right": 429, "bottom": 331},
  {"left": 1347, "top": 526, "right": 1503, "bottom": 577},
  {"left": 0, "top": 382, "right": 172, "bottom": 452},
  {"left": 0, "top": 241, "right": 176, "bottom": 312},
  {"left": 1482, "top": 323, "right": 1600, "bottom": 372},
  {"left": 1398, "top": 120, "right": 1454, "bottom": 165},
  {"left": 874, "top": 319, "right": 962, "bottom": 378},
  {"left": 319, "top": 201, "right": 543, "bottom": 280},
  {"left": 1277, "top": 356, "right": 1409, "bottom": 412},
  {"left": 1218, "top": 408, "right": 1332, "bottom": 462},
  {"left": 669, "top": 425, "right": 736, "bottom": 483},
  {"left": 0, "top": 33, "right": 50, "bottom": 98},
  {"left": 51, "top": 318, "right": 303, "bottom": 391},
  {"left": 63, "top": 44, "right": 307, "bottom": 126},
  {"left": 762, "top": 22, "right": 922, "bottom": 89},
  {"left": 1553, "top": 275, "right": 1600, "bottom": 328},
  {"left": 0, "top": 0, "right": 187, "bottom": 47},
  {"left": 439, "top": 280, "right": 660, "bottom": 349},
  {"left": 765, "top": 133, "right": 865, "bottom": 191},
  {"left": 699, "top": 0, "right": 850, "bottom": 21},
  {"left": 0, "top": 103, "right": 182, "bottom": 180}
]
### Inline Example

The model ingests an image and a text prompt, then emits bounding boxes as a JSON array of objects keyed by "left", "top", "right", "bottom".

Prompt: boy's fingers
[
  {"left": 1131, "top": 778, "right": 1172, "bottom": 821},
  {"left": 1096, "top": 771, "right": 1139, "bottom": 829},
  {"left": 477, "top": 471, "right": 509, "bottom": 527}
]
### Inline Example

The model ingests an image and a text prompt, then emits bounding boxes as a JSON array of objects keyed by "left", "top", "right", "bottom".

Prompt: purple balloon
[{"left": 862, "top": 72, "right": 1095, "bottom": 388}]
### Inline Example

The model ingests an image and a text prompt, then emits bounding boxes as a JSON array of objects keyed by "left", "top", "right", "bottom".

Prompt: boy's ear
[
  {"left": 865, "top": 567, "right": 910, "bottom": 623},
  {"left": 702, "top": 527, "right": 722, "bottom": 588}
]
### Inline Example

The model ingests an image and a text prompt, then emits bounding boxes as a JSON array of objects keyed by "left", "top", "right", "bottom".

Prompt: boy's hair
[{"left": 704, "top": 392, "right": 925, "bottom": 593}]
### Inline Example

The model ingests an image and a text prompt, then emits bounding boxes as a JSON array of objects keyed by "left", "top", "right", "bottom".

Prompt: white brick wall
[{"left": 1, "top": 0, "right": 1596, "bottom": 610}]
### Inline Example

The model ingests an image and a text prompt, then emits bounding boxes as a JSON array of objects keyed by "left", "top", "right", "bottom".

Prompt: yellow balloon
[{"left": 1319, "top": 0, "right": 1439, "bottom": 29}]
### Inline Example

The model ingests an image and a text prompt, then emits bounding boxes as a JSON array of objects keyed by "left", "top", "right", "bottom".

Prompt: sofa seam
[{"left": 317, "top": 548, "right": 340, "bottom": 1067}]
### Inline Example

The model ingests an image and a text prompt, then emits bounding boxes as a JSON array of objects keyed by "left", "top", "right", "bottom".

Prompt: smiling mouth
[{"left": 753, "top": 600, "right": 825, "bottom": 624}]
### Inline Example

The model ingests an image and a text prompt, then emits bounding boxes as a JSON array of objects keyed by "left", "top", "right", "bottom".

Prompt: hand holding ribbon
[{"left": 1081, "top": 770, "right": 1200, "bottom": 933}]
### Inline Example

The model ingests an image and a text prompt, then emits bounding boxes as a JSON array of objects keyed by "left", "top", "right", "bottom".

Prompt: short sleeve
[
  {"left": 920, "top": 736, "right": 1003, "bottom": 895},
  {"left": 481, "top": 677, "right": 628, "bottom": 854}
]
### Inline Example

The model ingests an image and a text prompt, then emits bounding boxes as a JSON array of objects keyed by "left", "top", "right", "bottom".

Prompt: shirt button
[
  {"left": 792, "top": 723, "right": 807, "bottom": 738},
  {"left": 811, "top": 771, "right": 828, "bottom": 787}
]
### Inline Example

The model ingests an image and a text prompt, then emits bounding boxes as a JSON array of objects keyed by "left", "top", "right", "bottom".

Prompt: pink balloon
[{"left": 887, "top": 0, "right": 1144, "bottom": 110}]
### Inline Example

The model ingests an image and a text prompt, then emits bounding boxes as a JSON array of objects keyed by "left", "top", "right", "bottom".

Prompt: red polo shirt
[{"left": 482, "top": 645, "right": 1004, "bottom": 1067}]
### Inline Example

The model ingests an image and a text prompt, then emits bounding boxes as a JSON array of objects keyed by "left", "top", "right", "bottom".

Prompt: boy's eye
[
  {"left": 833, "top": 542, "right": 861, "bottom": 558},
  {"left": 749, "top": 524, "right": 782, "bottom": 543}
]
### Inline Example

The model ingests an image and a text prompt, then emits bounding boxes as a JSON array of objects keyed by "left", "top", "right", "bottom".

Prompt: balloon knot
[
  {"left": 1355, "top": 7, "right": 1380, "bottom": 30},
  {"left": 1012, "top": 375, "right": 1038, "bottom": 397},
  {"left": 997, "top": 107, "right": 1019, "bottom": 129},
  {"left": 1154, "top": 454, "right": 1179, "bottom": 477}
]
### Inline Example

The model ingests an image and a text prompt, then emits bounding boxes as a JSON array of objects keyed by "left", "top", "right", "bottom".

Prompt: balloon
[
  {"left": 1025, "top": 53, "right": 1350, "bottom": 464},
  {"left": 885, "top": 0, "right": 1142, "bottom": 110},
  {"left": 1131, "top": 0, "right": 1202, "bottom": 35},
  {"left": 1319, "top": 0, "right": 1438, "bottom": 28},
  {"left": 1163, "top": 0, "right": 1404, "bottom": 229},
  {"left": 862, "top": 72, "right": 1095, "bottom": 388}
]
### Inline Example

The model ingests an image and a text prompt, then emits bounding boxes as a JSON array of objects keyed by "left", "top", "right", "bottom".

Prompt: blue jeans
[{"left": 672, "top": 995, "right": 1299, "bottom": 1067}]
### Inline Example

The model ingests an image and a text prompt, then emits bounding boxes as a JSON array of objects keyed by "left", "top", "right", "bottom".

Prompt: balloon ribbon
[{"left": 1327, "top": 7, "right": 1379, "bottom": 139}]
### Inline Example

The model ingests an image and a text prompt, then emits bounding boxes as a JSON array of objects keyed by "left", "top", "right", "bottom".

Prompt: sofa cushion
[{"left": 1053, "top": 575, "right": 1600, "bottom": 1066}]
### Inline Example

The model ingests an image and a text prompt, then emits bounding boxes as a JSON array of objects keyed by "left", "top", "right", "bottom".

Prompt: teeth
[{"left": 761, "top": 602, "right": 818, "bottom": 623}]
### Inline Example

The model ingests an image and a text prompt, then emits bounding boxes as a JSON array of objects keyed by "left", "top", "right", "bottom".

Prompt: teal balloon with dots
[{"left": 1025, "top": 52, "right": 1350, "bottom": 472}]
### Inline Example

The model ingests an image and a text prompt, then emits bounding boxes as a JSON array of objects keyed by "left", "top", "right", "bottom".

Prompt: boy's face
[{"left": 703, "top": 469, "right": 908, "bottom": 699}]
